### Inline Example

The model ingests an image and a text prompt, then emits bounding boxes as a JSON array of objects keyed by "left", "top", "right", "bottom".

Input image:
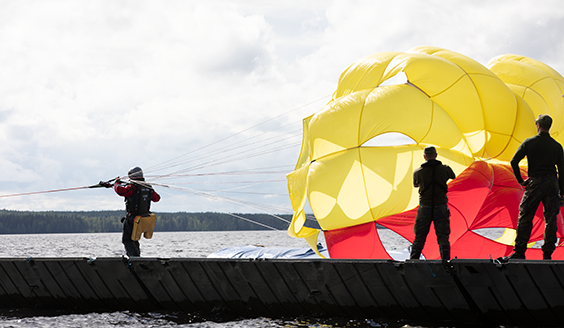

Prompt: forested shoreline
[{"left": 0, "top": 210, "right": 318, "bottom": 234}]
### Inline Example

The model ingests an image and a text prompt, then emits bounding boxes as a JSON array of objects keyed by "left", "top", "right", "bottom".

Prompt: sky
[{"left": 0, "top": 0, "right": 563, "bottom": 217}]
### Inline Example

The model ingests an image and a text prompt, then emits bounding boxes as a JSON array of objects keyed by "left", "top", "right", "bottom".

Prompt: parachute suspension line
[
  {"left": 142, "top": 155, "right": 294, "bottom": 195},
  {"left": 119, "top": 170, "right": 298, "bottom": 218},
  {"left": 153, "top": 182, "right": 291, "bottom": 224},
  {"left": 137, "top": 162, "right": 295, "bottom": 215},
  {"left": 158, "top": 141, "right": 300, "bottom": 179},
  {"left": 146, "top": 127, "right": 303, "bottom": 178},
  {"left": 169, "top": 181, "right": 319, "bottom": 223},
  {"left": 0, "top": 178, "right": 120, "bottom": 198},
  {"left": 146, "top": 171, "right": 290, "bottom": 183},
  {"left": 144, "top": 95, "right": 330, "bottom": 174},
  {"left": 156, "top": 186, "right": 286, "bottom": 230},
  {"left": 187, "top": 178, "right": 292, "bottom": 204},
  {"left": 112, "top": 178, "right": 317, "bottom": 224},
  {"left": 110, "top": 96, "right": 328, "bottom": 220},
  {"left": 148, "top": 124, "right": 302, "bottom": 174},
  {"left": 148, "top": 165, "right": 293, "bottom": 178},
  {"left": 145, "top": 95, "right": 329, "bottom": 173},
  {"left": 197, "top": 190, "right": 288, "bottom": 196},
  {"left": 142, "top": 165, "right": 295, "bottom": 189},
  {"left": 150, "top": 179, "right": 286, "bottom": 186},
  {"left": 0, "top": 186, "right": 91, "bottom": 198},
  {"left": 133, "top": 98, "right": 332, "bottom": 218},
  {"left": 147, "top": 133, "right": 301, "bottom": 181},
  {"left": 113, "top": 174, "right": 292, "bottom": 214},
  {"left": 197, "top": 176, "right": 283, "bottom": 193}
]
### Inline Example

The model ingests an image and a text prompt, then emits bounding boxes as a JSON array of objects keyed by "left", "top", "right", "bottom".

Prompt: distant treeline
[{"left": 0, "top": 210, "right": 320, "bottom": 234}]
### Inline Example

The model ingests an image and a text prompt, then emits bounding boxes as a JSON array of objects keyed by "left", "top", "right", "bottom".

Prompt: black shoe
[
  {"left": 439, "top": 245, "right": 451, "bottom": 262},
  {"left": 509, "top": 252, "right": 526, "bottom": 259},
  {"left": 409, "top": 245, "right": 423, "bottom": 260},
  {"left": 498, "top": 252, "right": 525, "bottom": 263}
]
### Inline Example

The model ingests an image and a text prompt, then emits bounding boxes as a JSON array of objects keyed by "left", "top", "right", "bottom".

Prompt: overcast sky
[{"left": 1, "top": 0, "right": 563, "bottom": 217}]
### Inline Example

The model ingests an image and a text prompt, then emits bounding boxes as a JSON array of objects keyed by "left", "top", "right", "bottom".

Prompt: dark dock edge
[{"left": 1, "top": 257, "right": 563, "bottom": 327}]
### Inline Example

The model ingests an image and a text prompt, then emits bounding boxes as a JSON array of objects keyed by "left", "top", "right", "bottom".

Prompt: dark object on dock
[{"left": 1, "top": 257, "right": 563, "bottom": 327}]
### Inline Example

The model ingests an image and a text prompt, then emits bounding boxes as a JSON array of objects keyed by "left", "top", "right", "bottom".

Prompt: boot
[
  {"left": 409, "top": 245, "right": 422, "bottom": 260},
  {"left": 507, "top": 252, "right": 525, "bottom": 260},
  {"left": 543, "top": 252, "right": 552, "bottom": 260},
  {"left": 439, "top": 245, "right": 450, "bottom": 261},
  {"left": 498, "top": 251, "right": 525, "bottom": 263}
]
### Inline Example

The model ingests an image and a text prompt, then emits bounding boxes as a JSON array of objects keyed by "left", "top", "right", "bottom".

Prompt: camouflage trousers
[
  {"left": 412, "top": 203, "right": 451, "bottom": 250},
  {"left": 514, "top": 175, "right": 560, "bottom": 255}
]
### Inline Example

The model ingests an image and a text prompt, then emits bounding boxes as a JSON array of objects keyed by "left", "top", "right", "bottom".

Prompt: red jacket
[{"left": 114, "top": 183, "right": 161, "bottom": 202}]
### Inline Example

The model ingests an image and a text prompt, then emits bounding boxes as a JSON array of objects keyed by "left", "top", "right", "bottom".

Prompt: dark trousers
[
  {"left": 122, "top": 216, "right": 140, "bottom": 257},
  {"left": 514, "top": 175, "right": 559, "bottom": 255},
  {"left": 413, "top": 203, "right": 451, "bottom": 251}
]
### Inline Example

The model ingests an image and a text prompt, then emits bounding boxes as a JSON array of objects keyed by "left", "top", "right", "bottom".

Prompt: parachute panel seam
[
  {"left": 357, "top": 92, "right": 376, "bottom": 223},
  {"left": 468, "top": 72, "right": 511, "bottom": 159},
  {"left": 472, "top": 163, "right": 496, "bottom": 231}
]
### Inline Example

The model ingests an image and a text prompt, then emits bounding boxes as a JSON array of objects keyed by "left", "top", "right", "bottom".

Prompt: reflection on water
[
  {"left": 0, "top": 230, "right": 315, "bottom": 258},
  {"left": 0, "top": 230, "right": 438, "bottom": 328},
  {"left": 0, "top": 309, "right": 421, "bottom": 327}
]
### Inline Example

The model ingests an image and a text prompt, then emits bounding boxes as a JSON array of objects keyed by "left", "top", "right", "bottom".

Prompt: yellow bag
[{"left": 131, "top": 213, "right": 157, "bottom": 241}]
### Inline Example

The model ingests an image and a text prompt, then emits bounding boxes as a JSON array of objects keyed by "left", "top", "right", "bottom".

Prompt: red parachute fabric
[
  {"left": 324, "top": 162, "right": 564, "bottom": 260},
  {"left": 324, "top": 221, "right": 392, "bottom": 259}
]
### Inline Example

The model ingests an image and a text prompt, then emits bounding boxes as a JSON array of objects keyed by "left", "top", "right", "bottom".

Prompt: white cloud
[{"left": 0, "top": 0, "right": 562, "bottom": 215}]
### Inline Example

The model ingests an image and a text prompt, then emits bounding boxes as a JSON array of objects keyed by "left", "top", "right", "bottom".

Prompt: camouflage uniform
[
  {"left": 411, "top": 154, "right": 456, "bottom": 260},
  {"left": 511, "top": 125, "right": 564, "bottom": 259},
  {"left": 514, "top": 175, "right": 560, "bottom": 256},
  {"left": 413, "top": 204, "right": 451, "bottom": 249}
]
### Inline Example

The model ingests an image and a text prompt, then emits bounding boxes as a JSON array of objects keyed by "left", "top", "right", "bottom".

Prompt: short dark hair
[
  {"left": 536, "top": 114, "right": 552, "bottom": 130},
  {"left": 424, "top": 146, "right": 437, "bottom": 155}
]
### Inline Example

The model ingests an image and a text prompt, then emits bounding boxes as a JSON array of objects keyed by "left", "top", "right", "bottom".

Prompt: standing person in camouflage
[
  {"left": 411, "top": 146, "right": 456, "bottom": 261},
  {"left": 505, "top": 114, "right": 564, "bottom": 261}
]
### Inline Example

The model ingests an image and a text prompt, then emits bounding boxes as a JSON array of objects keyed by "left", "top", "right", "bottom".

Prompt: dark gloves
[{"left": 99, "top": 181, "right": 113, "bottom": 188}]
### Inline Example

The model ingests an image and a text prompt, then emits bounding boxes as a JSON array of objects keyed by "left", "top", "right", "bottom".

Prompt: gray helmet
[{"left": 128, "top": 166, "right": 144, "bottom": 180}]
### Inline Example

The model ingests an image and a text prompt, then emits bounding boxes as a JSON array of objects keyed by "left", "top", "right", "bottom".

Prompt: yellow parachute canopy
[{"left": 287, "top": 47, "right": 564, "bottom": 256}]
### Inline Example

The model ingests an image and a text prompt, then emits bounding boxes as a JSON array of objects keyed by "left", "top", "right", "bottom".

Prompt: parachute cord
[
  {"left": 153, "top": 182, "right": 291, "bottom": 224},
  {"left": 148, "top": 166, "right": 293, "bottom": 183},
  {"left": 423, "top": 258, "right": 437, "bottom": 277},
  {"left": 0, "top": 174, "right": 296, "bottom": 219},
  {"left": 117, "top": 177, "right": 301, "bottom": 222},
  {"left": 2, "top": 95, "right": 330, "bottom": 218},
  {"left": 148, "top": 167, "right": 292, "bottom": 180},
  {"left": 489, "top": 254, "right": 502, "bottom": 265},
  {"left": 154, "top": 180, "right": 286, "bottom": 186},
  {"left": 192, "top": 175, "right": 284, "bottom": 194},
  {"left": 146, "top": 128, "right": 303, "bottom": 176},
  {"left": 145, "top": 94, "right": 330, "bottom": 174},
  {"left": 114, "top": 173, "right": 296, "bottom": 216},
  {"left": 185, "top": 143, "right": 298, "bottom": 174},
  {"left": 157, "top": 141, "right": 300, "bottom": 179},
  {"left": 0, "top": 185, "right": 100, "bottom": 198},
  {"left": 139, "top": 165, "right": 293, "bottom": 186},
  {"left": 202, "top": 190, "right": 287, "bottom": 196},
  {"left": 147, "top": 171, "right": 321, "bottom": 223},
  {"left": 156, "top": 188, "right": 282, "bottom": 231}
]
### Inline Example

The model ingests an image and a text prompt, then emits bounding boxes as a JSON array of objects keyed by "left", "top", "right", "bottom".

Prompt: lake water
[{"left": 0, "top": 230, "right": 449, "bottom": 328}]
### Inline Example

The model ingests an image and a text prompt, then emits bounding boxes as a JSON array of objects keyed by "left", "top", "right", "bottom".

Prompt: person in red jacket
[{"left": 114, "top": 166, "right": 160, "bottom": 257}]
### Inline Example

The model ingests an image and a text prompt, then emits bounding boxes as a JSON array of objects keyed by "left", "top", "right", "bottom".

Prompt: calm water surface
[{"left": 0, "top": 230, "right": 450, "bottom": 328}]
